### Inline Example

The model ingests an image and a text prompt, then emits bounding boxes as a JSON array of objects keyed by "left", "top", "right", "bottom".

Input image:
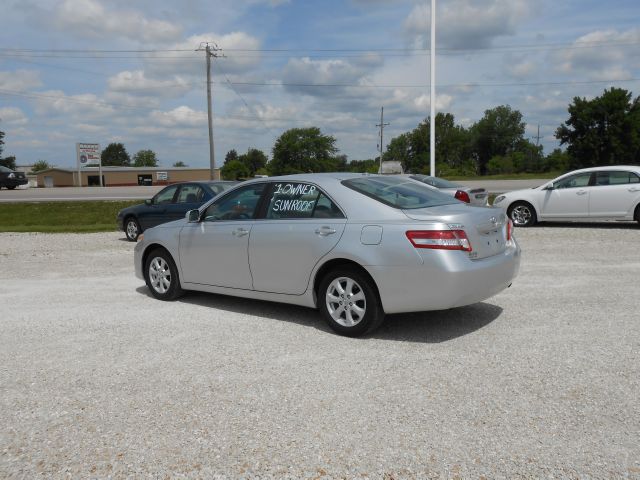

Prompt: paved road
[
  {"left": 0, "top": 179, "right": 545, "bottom": 202},
  {"left": 1, "top": 227, "right": 638, "bottom": 478}
]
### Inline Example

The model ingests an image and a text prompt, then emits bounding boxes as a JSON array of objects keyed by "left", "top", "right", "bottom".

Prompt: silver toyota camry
[{"left": 134, "top": 173, "right": 520, "bottom": 337}]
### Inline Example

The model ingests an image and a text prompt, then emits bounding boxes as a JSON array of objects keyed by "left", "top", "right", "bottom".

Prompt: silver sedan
[{"left": 134, "top": 173, "right": 520, "bottom": 336}]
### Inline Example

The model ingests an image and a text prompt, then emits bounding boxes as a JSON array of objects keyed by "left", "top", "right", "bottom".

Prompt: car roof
[{"left": 566, "top": 165, "right": 640, "bottom": 174}]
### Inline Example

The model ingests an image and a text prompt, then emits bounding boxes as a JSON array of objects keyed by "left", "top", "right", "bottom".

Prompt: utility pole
[
  {"left": 197, "top": 42, "right": 223, "bottom": 179},
  {"left": 430, "top": 0, "right": 436, "bottom": 177},
  {"left": 376, "top": 107, "right": 390, "bottom": 173},
  {"left": 533, "top": 124, "right": 542, "bottom": 146}
]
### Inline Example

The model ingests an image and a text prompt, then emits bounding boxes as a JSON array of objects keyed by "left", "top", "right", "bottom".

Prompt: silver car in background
[
  {"left": 134, "top": 173, "right": 520, "bottom": 337},
  {"left": 406, "top": 174, "right": 489, "bottom": 206}
]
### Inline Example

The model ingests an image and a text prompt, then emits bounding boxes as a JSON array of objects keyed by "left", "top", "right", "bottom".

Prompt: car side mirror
[
  {"left": 186, "top": 209, "right": 200, "bottom": 222},
  {"left": 145, "top": 199, "right": 152, "bottom": 205},
  {"left": 543, "top": 183, "right": 554, "bottom": 191}
]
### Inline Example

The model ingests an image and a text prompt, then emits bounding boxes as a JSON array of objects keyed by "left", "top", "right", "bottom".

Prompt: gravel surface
[{"left": 1, "top": 226, "right": 639, "bottom": 479}]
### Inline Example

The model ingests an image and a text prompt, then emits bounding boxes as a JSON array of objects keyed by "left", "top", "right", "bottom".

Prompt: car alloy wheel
[
  {"left": 326, "top": 276, "right": 367, "bottom": 327},
  {"left": 125, "top": 218, "right": 140, "bottom": 241},
  {"left": 144, "top": 249, "right": 184, "bottom": 300},
  {"left": 319, "top": 267, "right": 384, "bottom": 337},
  {"left": 509, "top": 202, "right": 536, "bottom": 227}
]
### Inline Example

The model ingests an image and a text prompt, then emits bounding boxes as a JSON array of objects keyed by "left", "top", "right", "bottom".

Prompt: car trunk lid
[{"left": 402, "top": 204, "right": 509, "bottom": 259}]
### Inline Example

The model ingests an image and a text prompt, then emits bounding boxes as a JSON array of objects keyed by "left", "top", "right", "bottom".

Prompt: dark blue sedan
[{"left": 117, "top": 181, "right": 238, "bottom": 241}]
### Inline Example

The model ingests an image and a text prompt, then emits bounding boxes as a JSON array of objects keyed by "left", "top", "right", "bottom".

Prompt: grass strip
[{"left": 0, "top": 201, "right": 139, "bottom": 233}]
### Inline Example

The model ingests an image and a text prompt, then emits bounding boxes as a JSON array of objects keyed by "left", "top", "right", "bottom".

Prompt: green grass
[
  {"left": 0, "top": 201, "right": 139, "bottom": 233},
  {"left": 446, "top": 172, "right": 560, "bottom": 181}
]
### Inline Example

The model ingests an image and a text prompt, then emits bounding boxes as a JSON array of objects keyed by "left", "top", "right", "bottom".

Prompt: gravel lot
[{"left": 1, "top": 225, "right": 639, "bottom": 478}]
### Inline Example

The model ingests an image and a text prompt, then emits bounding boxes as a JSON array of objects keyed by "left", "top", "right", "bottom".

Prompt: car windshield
[
  {"left": 0, "top": 165, "right": 13, "bottom": 173},
  {"left": 342, "top": 176, "right": 458, "bottom": 209},
  {"left": 410, "top": 174, "right": 461, "bottom": 189}
]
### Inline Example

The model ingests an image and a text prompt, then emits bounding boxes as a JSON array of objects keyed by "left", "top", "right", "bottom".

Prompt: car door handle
[
  {"left": 576, "top": 190, "right": 587, "bottom": 195},
  {"left": 232, "top": 228, "right": 249, "bottom": 237},
  {"left": 315, "top": 226, "right": 337, "bottom": 236}
]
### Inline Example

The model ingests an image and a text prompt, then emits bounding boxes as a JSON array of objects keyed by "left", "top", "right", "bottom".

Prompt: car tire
[
  {"left": 634, "top": 204, "right": 640, "bottom": 225},
  {"left": 144, "top": 248, "right": 184, "bottom": 301},
  {"left": 6, "top": 185, "right": 16, "bottom": 190},
  {"left": 508, "top": 201, "right": 537, "bottom": 227},
  {"left": 125, "top": 216, "right": 141, "bottom": 242},
  {"left": 318, "top": 267, "right": 385, "bottom": 337}
]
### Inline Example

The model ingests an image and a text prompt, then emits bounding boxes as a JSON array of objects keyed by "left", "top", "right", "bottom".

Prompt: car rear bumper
[
  {"left": 367, "top": 240, "right": 521, "bottom": 314},
  {"left": 1, "top": 178, "right": 28, "bottom": 187}
]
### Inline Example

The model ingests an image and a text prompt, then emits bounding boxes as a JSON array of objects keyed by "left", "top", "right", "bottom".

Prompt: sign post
[{"left": 76, "top": 143, "right": 101, "bottom": 187}]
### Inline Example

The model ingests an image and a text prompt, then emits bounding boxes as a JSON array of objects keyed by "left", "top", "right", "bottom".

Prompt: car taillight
[
  {"left": 454, "top": 190, "right": 470, "bottom": 203},
  {"left": 406, "top": 230, "right": 472, "bottom": 252},
  {"left": 506, "top": 218, "right": 513, "bottom": 241}
]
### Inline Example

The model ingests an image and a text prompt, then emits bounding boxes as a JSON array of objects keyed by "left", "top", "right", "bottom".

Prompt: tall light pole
[
  {"left": 376, "top": 106, "right": 390, "bottom": 173},
  {"left": 430, "top": 0, "right": 436, "bottom": 177}
]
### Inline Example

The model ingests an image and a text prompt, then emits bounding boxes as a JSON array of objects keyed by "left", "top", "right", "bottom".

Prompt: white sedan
[{"left": 493, "top": 166, "right": 640, "bottom": 227}]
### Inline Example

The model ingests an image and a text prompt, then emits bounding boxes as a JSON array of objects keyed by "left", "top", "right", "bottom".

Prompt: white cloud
[
  {"left": 0, "top": 107, "right": 29, "bottom": 126},
  {"left": 404, "top": 0, "right": 530, "bottom": 49},
  {"left": 552, "top": 28, "right": 640, "bottom": 81},
  {"left": 413, "top": 93, "right": 454, "bottom": 111},
  {"left": 107, "top": 70, "right": 192, "bottom": 98},
  {"left": 0, "top": 70, "right": 42, "bottom": 92},
  {"left": 150, "top": 106, "right": 208, "bottom": 128},
  {"left": 54, "top": 0, "right": 182, "bottom": 43}
]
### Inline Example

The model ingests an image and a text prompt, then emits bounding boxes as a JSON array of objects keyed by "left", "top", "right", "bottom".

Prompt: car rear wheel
[
  {"left": 318, "top": 267, "right": 384, "bottom": 337},
  {"left": 508, "top": 201, "right": 537, "bottom": 227},
  {"left": 635, "top": 204, "right": 640, "bottom": 224},
  {"left": 144, "top": 248, "right": 184, "bottom": 301},
  {"left": 125, "top": 217, "right": 141, "bottom": 242}
]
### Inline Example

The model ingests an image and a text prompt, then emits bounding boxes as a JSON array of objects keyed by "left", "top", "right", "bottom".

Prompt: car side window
[
  {"left": 608, "top": 171, "right": 639, "bottom": 185},
  {"left": 264, "top": 182, "right": 344, "bottom": 219},
  {"left": 176, "top": 184, "right": 204, "bottom": 203},
  {"left": 154, "top": 185, "right": 179, "bottom": 204},
  {"left": 202, "top": 184, "right": 266, "bottom": 221},
  {"left": 554, "top": 173, "right": 592, "bottom": 189}
]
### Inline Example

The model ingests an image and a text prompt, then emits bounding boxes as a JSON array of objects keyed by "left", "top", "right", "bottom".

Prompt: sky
[{"left": 0, "top": 0, "right": 639, "bottom": 169}]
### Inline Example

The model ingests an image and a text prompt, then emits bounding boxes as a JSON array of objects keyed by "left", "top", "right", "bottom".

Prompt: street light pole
[{"left": 430, "top": 0, "right": 436, "bottom": 177}]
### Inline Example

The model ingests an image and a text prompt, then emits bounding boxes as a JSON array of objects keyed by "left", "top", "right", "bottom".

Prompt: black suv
[{"left": 0, "top": 165, "right": 28, "bottom": 189}]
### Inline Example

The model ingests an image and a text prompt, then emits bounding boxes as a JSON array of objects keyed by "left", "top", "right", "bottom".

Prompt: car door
[
  {"left": 589, "top": 170, "right": 640, "bottom": 218},
  {"left": 539, "top": 172, "right": 593, "bottom": 219},
  {"left": 166, "top": 184, "right": 205, "bottom": 221},
  {"left": 249, "top": 181, "right": 347, "bottom": 295},
  {"left": 139, "top": 184, "right": 179, "bottom": 229},
  {"left": 178, "top": 183, "right": 267, "bottom": 289}
]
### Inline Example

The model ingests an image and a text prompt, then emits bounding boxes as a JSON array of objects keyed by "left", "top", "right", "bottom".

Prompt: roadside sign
[{"left": 76, "top": 143, "right": 101, "bottom": 187}]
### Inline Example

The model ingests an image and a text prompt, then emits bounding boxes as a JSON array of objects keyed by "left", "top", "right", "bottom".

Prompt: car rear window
[
  {"left": 342, "top": 176, "right": 458, "bottom": 209},
  {"left": 410, "top": 174, "right": 461, "bottom": 189},
  {"left": 0, "top": 166, "right": 13, "bottom": 173}
]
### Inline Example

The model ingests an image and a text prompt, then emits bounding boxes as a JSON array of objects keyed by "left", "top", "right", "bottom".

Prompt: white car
[{"left": 493, "top": 166, "right": 640, "bottom": 227}]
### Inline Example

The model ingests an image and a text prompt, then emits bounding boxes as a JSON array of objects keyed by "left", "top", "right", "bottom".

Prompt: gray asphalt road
[
  {"left": 0, "top": 179, "right": 545, "bottom": 202},
  {"left": 1, "top": 227, "right": 639, "bottom": 478}
]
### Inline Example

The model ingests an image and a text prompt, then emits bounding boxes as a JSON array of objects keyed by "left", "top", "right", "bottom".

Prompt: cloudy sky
[{"left": 1, "top": 0, "right": 639, "bottom": 168}]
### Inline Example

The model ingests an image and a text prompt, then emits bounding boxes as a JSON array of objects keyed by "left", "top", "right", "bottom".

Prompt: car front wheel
[
  {"left": 125, "top": 217, "right": 141, "bottom": 241},
  {"left": 144, "top": 248, "right": 184, "bottom": 301},
  {"left": 318, "top": 267, "right": 384, "bottom": 337},
  {"left": 508, "top": 201, "right": 537, "bottom": 227}
]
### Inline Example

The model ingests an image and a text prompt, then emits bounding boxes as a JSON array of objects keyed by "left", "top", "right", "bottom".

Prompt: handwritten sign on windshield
[{"left": 272, "top": 183, "right": 318, "bottom": 213}]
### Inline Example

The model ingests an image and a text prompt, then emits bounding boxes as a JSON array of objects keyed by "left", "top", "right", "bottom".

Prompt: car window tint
[
  {"left": 203, "top": 183, "right": 265, "bottom": 221},
  {"left": 0, "top": 166, "right": 12, "bottom": 173},
  {"left": 343, "top": 176, "right": 456, "bottom": 209},
  {"left": 265, "top": 182, "right": 320, "bottom": 219},
  {"left": 154, "top": 185, "right": 178, "bottom": 204},
  {"left": 608, "top": 171, "right": 639, "bottom": 185},
  {"left": 554, "top": 173, "right": 592, "bottom": 189},
  {"left": 176, "top": 184, "right": 204, "bottom": 203},
  {"left": 313, "top": 193, "right": 345, "bottom": 218}
]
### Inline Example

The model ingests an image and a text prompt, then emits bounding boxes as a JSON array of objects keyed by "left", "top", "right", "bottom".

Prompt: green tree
[
  {"left": 173, "top": 161, "right": 187, "bottom": 167},
  {"left": 545, "top": 148, "right": 570, "bottom": 172},
  {"left": 238, "top": 148, "right": 268, "bottom": 175},
  {"left": 101, "top": 143, "right": 131, "bottom": 167},
  {"left": 132, "top": 149, "right": 158, "bottom": 167},
  {"left": 270, "top": 127, "right": 339, "bottom": 175},
  {"left": 0, "top": 156, "right": 16, "bottom": 170},
  {"left": 224, "top": 149, "right": 239, "bottom": 165},
  {"left": 0, "top": 129, "right": 4, "bottom": 158},
  {"left": 470, "top": 105, "right": 526, "bottom": 175},
  {"left": 347, "top": 159, "right": 379, "bottom": 173},
  {"left": 221, "top": 159, "right": 250, "bottom": 180},
  {"left": 31, "top": 160, "right": 51, "bottom": 172},
  {"left": 556, "top": 87, "right": 640, "bottom": 169}
]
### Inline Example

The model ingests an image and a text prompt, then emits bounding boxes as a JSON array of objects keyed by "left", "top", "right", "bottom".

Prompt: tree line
[
  {"left": 2, "top": 87, "right": 638, "bottom": 178},
  {"left": 222, "top": 87, "right": 639, "bottom": 179}
]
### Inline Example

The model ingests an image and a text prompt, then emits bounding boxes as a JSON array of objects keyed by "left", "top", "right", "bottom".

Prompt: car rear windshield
[
  {"left": 0, "top": 165, "right": 13, "bottom": 173},
  {"left": 342, "top": 176, "right": 458, "bottom": 209}
]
